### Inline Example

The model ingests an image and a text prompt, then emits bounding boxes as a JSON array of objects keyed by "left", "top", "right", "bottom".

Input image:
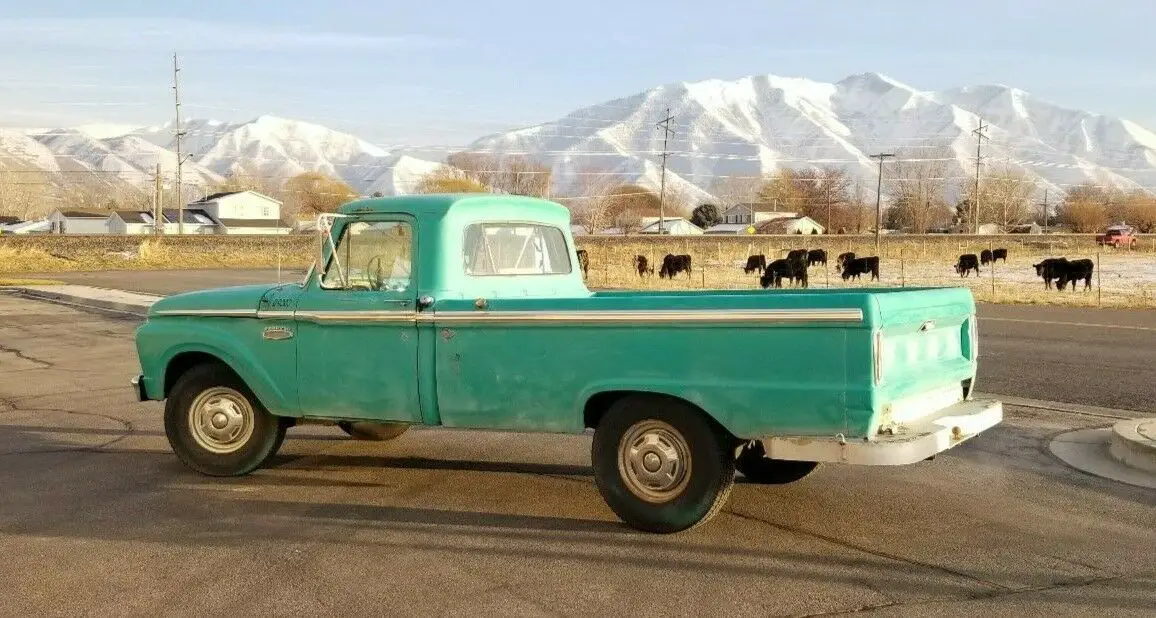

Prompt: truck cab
[{"left": 133, "top": 194, "right": 1002, "bottom": 533}]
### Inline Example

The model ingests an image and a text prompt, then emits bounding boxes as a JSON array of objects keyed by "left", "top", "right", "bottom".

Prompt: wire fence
[{"left": 577, "top": 234, "right": 1156, "bottom": 309}]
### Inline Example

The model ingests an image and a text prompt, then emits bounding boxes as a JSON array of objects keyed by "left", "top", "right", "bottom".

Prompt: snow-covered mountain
[
  {"left": 3, "top": 73, "right": 1156, "bottom": 206},
  {"left": 467, "top": 72, "right": 1156, "bottom": 200}
]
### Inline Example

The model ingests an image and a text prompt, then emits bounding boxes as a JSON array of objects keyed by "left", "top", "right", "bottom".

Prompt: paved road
[
  {"left": 23, "top": 269, "right": 1156, "bottom": 413},
  {"left": 0, "top": 296, "right": 1154, "bottom": 615}
]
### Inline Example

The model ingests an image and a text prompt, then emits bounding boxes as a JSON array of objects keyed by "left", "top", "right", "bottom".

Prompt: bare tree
[
  {"left": 959, "top": 167, "right": 1037, "bottom": 228},
  {"left": 446, "top": 152, "right": 551, "bottom": 197},
  {"left": 283, "top": 172, "right": 358, "bottom": 215},
  {"left": 565, "top": 167, "right": 619, "bottom": 234},
  {"left": 709, "top": 174, "right": 762, "bottom": 207},
  {"left": 414, "top": 166, "right": 490, "bottom": 195},
  {"left": 0, "top": 170, "right": 52, "bottom": 219},
  {"left": 884, "top": 147, "right": 953, "bottom": 232}
]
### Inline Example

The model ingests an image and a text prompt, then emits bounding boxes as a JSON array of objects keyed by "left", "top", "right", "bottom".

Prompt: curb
[
  {"left": 3, "top": 286, "right": 155, "bottom": 318},
  {"left": 1109, "top": 418, "right": 1156, "bottom": 474}
]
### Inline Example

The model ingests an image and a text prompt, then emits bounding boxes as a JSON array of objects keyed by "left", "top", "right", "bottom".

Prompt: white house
[
  {"left": 48, "top": 210, "right": 109, "bottom": 234},
  {"left": 108, "top": 211, "right": 164, "bottom": 235},
  {"left": 755, "top": 215, "right": 826, "bottom": 235},
  {"left": 0, "top": 219, "right": 51, "bottom": 234},
  {"left": 637, "top": 217, "right": 704, "bottom": 235},
  {"left": 718, "top": 203, "right": 797, "bottom": 225},
  {"left": 185, "top": 190, "right": 289, "bottom": 234},
  {"left": 704, "top": 223, "right": 757, "bottom": 235},
  {"left": 162, "top": 209, "right": 218, "bottom": 234}
]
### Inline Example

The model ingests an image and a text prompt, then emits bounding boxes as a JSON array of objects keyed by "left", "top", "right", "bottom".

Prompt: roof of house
[
  {"left": 57, "top": 210, "right": 107, "bottom": 219},
  {"left": 193, "top": 191, "right": 244, "bottom": 202},
  {"left": 703, "top": 223, "right": 755, "bottom": 234},
  {"left": 113, "top": 210, "right": 153, "bottom": 224},
  {"left": 724, "top": 202, "right": 794, "bottom": 215},
  {"left": 215, "top": 218, "right": 293, "bottom": 228},
  {"left": 755, "top": 215, "right": 825, "bottom": 234},
  {"left": 161, "top": 209, "right": 215, "bottom": 224},
  {"left": 0, "top": 216, "right": 21, "bottom": 225},
  {"left": 638, "top": 218, "right": 704, "bottom": 234}
]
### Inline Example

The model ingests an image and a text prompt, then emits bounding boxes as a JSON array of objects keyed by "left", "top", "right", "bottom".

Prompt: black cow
[
  {"left": 836, "top": 252, "right": 855, "bottom": 270},
  {"left": 955, "top": 254, "right": 980, "bottom": 277},
  {"left": 980, "top": 249, "right": 993, "bottom": 265},
  {"left": 759, "top": 257, "right": 808, "bottom": 289},
  {"left": 1057, "top": 258, "right": 1094, "bottom": 291},
  {"left": 1033, "top": 257, "right": 1068, "bottom": 289},
  {"left": 807, "top": 249, "right": 827, "bottom": 267},
  {"left": 786, "top": 248, "right": 809, "bottom": 264},
  {"left": 841, "top": 256, "right": 880, "bottom": 282},
  {"left": 659, "top": 254, "right": 692, "bottom": 279},
  {"left": 633, "top": 255, "right": 653, "bottom": 277},
  {"left": 743, "top": 254, "right": 767, "bottom": 274},
  {"left": 576, "top": 249, "right": 589, "bottom": 278},
  {"left": 993, "top": 248, "right": 1008, "bottom": 263}
]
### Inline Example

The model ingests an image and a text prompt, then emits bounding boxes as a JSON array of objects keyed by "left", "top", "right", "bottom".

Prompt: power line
[{"left": 972, "top": 118, "right": 989, "bottom": 233}]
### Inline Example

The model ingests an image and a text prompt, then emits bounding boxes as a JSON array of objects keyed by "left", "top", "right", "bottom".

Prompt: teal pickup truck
[{"left": 132, "top": 194, "right": 1002, "bottom": 533}]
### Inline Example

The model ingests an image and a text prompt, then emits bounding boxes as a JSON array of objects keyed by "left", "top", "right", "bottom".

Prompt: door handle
[{"left": 417, "top": 295, "right": 435, "bottom": 310}]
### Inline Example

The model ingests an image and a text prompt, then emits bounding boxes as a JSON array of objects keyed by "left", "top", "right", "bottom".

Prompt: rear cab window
[{"left": 463, "top": 223, "right": 571, "bottom": 276}]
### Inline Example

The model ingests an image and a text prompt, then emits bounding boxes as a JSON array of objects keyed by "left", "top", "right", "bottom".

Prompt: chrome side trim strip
[
  {"left": 153, "top": 309, "right": 259, "bottom": 318},
  {"left": 295, "top": 310, "right": 415, "bottom": 323},
  {"left": 429, "top": 308, "right": 864, "bottom": 324},
  {"left": 157, "top": 308, "right": 864, "bottom": 324}
]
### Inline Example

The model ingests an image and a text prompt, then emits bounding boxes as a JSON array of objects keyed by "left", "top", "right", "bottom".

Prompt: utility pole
[
  {"left": 172, "top": 53, "right": 189, "bottom": 234},
  {"left": 1039, "top": 187, "right": 1049, "bottom": 231},
  {"left": 825, "top": 181, "right": 832, "bottom": 235},
  {"left": 870, "top": 153, "right": 895, "bottom": 253},
  {"left": 971, "top": 118, "right": 989, "bottom": 234},
  {"left": 152, "top": 163, "right": 163, "bottom": 235},
  {"left": 655, "top": 108, "right": 675, "bottom": 234}
]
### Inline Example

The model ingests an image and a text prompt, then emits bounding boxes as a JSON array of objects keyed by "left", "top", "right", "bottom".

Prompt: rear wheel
[
  {"left": 591, "top": 395, "right": 736, "bottom": 534},
  {"left": 736, "top": 441, "right": 818, "bottom": 484},
  {"left": 164, "top": 363, "right": 287, "bottom": 477},
  {"left": 337, "top": 421, "right": 410, "bottom": 441}
]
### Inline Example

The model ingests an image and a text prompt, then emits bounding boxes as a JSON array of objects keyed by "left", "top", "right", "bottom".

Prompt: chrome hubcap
[
  {"left": 618, "top": 420, "right": 692, "bottom": 503},
  {"left": 188, "top": 387, "right": 254, "bottom": 454}
]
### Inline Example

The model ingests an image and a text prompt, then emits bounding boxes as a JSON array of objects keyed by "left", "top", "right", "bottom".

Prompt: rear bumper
[
  {"left": 761, "top": 399, "right": 1003, "bottom": 466},
  {"left": 131, "top": 374, "right": 148, "bottom": 402}
]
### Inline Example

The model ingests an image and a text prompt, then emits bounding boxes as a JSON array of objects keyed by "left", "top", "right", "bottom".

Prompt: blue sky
[{"left": 2, "top": 0, "right": 1155, "bottom": 146}]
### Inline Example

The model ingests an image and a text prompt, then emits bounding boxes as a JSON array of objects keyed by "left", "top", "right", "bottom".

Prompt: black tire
[
  {"left": 591, "top": 395, "right": 736, "bottom": 534},
  {"left": 736, "top": 441, "right": 819, "bottom": 484},
  {"left": 164, "top": 363, "right": 287, "bottom": 477},
  {"left": 337, "top": 421, "right": 410, "bottom": 441}
]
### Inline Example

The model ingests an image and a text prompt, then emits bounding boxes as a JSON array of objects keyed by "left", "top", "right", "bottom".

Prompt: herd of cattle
[{"left": 574, "top": 246, "right": 1100, "bottom": 292}]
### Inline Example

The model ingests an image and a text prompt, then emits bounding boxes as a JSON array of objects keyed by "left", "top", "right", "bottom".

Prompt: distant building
[
  {"left": 755, "top": 215, "right": 826, "bottom": 235},
  {"left": 48, "top": 210, "right": 109, "bottom": 234},
  {"left": 718, "top": 203, "right": 795, "bottom": 225},
  {"left": 162, "top": 209, "right": 218, "bottom": 234},
  {"left": 637, "top": 217, "right": 704, "bottom": 235},
  {"left": 704, "top": 222, "right": 757, "bottom": 235},
  {"left": 185, "top": 190, "right": 290, "bottom": 235},
  {"left": 976, "top": 223, "right": 1004, "bottom": 235},
  {"left": 1008, "top": 222, "right": 1043, "bottom": 234},
  {"left": 0, "top": 216, "right": 21, "bottom": 226},
  {"left": 0, "top": 219, "right": 50, "bottom": 234},
  {"left": 108, "top": 211, "right": 164, "bottom": 235}
]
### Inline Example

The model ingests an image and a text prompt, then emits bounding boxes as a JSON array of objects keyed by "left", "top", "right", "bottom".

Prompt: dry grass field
[{"left": 2, "top": 233, "right": 1153, "bottom": 307}]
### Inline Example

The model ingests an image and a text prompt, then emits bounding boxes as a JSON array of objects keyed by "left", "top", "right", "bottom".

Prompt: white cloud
[{"left": 0, "top": 18, "right": 450, "bottom": 52}]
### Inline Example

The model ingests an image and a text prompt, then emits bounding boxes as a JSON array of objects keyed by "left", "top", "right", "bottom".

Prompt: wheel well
[
  {"left": 163, "top": 351, "right": 237, "bottom": 397},
  {"left": 583, "top": 390, "right": 735, "bottom": 441}
]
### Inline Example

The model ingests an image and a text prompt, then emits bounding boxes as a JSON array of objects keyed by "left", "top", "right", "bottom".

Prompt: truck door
[{"left": 293, "top": 215, "right": 421, "bottom": 423}]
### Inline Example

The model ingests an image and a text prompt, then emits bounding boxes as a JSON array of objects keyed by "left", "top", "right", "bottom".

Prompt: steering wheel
[{"left": 366, "top": 254, "right": 386, "bottom": 291}]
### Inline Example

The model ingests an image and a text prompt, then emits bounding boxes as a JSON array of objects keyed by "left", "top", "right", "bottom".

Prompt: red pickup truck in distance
[{"left": 1096, "top": 226, "right": 1138, "bottom": 248}]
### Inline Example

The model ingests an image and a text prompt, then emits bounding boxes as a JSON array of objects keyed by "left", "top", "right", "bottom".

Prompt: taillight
[{"left": 873, "top": 330, "right": 883, "bottom": 384}]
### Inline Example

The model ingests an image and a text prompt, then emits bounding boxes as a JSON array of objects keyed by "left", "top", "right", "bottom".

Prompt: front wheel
[
  {"left": 591, "top": 395, "right": 736, "bottom": 534},
  {"left": 164, "top": 363, "right": 287, "bottom": 477},
  {"left": 736, "top": 441, "right": 818, "bottom": 484}
]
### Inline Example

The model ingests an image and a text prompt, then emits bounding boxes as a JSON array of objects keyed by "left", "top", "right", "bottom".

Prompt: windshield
[
  {"left": 463, "top": 223, "right": 571, "bottom": 276},
  {"left": 321, "top": 220, "right": 412, "bottom": 292}
]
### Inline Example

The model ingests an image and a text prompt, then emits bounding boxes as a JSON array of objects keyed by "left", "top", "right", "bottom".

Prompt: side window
[
  {"left": 321, "top": 220, "right": 412, "bottom": 292},
  {"left": 463, "top": 223, "right": 571, "bottom": 276}
]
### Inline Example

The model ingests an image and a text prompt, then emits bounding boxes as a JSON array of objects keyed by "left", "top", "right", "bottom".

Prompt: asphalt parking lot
[{"left": 1, "top": 295, "right": 1154, "bottom": 616}]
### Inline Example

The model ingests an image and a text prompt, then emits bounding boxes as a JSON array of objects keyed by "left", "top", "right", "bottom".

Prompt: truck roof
[{"left": 338, "top": 193, "right": 569, "bottom": 221}]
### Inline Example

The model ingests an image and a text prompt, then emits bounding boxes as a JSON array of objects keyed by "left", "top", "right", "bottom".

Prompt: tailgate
[{"left": 871, "top": 288, "right": 977, "bottom": 429}]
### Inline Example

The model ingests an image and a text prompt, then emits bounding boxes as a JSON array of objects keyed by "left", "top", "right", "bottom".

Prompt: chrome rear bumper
[{"left": 761, "top": 399, "right": 1003, "bottom": 466}]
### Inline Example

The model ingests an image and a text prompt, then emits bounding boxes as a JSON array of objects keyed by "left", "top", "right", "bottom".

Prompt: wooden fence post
[
  {"left": 1097, "top": 252, "right": 1102, "bottom": 307},
  {"left": 989, "top": 239, "right": 995, "bottom": 297}
]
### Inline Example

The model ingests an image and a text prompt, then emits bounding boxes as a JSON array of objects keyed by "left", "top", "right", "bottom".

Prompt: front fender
[{"left": 136, "top": 319, "right": 297, "bottom": 416}]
